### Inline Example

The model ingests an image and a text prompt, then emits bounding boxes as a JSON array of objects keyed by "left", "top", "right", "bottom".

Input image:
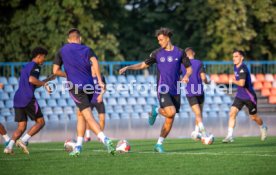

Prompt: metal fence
[{"left": 0, "top": 61, "right": 276, "bottom": 77}]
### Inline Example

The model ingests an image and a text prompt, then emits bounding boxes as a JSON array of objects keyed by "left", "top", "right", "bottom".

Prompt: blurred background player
[
  {"left": 78, "top": 73, "right": 106, "bottom": 142},
  {"left": 181, "top": 47, "right": 211, "bottom": 141},
  {"left": 119, "top": 27, "right": 192, "bottom": 153},
  {"left": 53, "top": 28, "right": 115, "bottom": 156},
  {"left": 0, "top": 83, "right": 11, "bottom": 146},
  {"left": 4, "top": 47, "right": 53, "bottom": 154},
  {"left": 222, "top": 50, "right": 268, "bottom": 143}
]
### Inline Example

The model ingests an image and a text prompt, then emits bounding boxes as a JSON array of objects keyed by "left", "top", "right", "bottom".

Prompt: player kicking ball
[
  {"left": 181, "top": 47, "right": 212, "bottom": 142},
  {"left": 222, "top": 50, "right": 268, "bottom": 143},
  {"left": 53, "top": 28, "right": 115, "bottom": 156},
  {"left": 119, "top": 27, "right": 192, "bottom": 153},
  {"left": 4, "top": 47, "right": 54, "bottom": 154}
]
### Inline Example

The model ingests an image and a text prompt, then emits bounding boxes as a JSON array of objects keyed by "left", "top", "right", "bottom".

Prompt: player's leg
[
  {"left": 245, "top": 100, "right": 267, "bottom": 141},
  {"left": 0, "top": 123, "right": 10, "bottom": 146},
  {"left": 191, "top": 104, "right": 207, "bottom": 137},
  {"left": 98, "top": 113, "right": 105, "bottom": 131},
  {"left": 222, "top": 106, "right": 239, "bottom": 143}
]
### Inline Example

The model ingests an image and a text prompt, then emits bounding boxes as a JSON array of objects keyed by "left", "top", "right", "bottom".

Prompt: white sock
[
  {"left": 259, "top": 124, "right": 266, "bottom": 129},
  {"left": 97, "top": 132, "right": 107, "bottom": 144},
  {"left": 155, "top": 107, "right": 159, "bottom": 114},
  {"left": 21, "top": 134, "right": 31, "bottom": 143},
  {"left": 76, "top": 137, "right": 83, "bottom": 146},
  {"left": 157, "top": 137, "right": 164, "bottom": 145},
  {"left": 85, "top": 130, "right": 90, "bottom": 138},
  {"left": 198, "top": 122, "right": 207, "bottom": 136},
  {"left": 195, "top": 125, "right": 199, "bottom": 133},
  {"left": 227, "top": 128, "right": 234, "bottom": 137},
  {"left": 2, "top": 134, "right": 10, "bottom": 142},
  {"left": 7, "top": 140, "right": 15, "bottom": 149}
]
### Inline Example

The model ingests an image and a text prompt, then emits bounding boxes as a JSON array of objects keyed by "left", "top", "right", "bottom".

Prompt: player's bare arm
[
  {"left": 181, "top": 66, "right": 192, "bottom": 83},
  {"left": 200, "top": 72, "right": 210, "bottom": 84},
  {"left": 90, "top": 57, "right": 104, "bottom": 89},
  {"left": 119, "top": 62, "right": 149, "bottom": 75},
  {"left": 231, "top": 78, "right": 245, "bottom": 87}
]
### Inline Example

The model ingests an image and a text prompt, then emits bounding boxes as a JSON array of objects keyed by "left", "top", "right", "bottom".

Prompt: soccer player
[
  {"left": 4, "top": 47, "right": 53, "bottom": 154},
  {"left": 78, "top": 74, "right": 106, "bottom": 142},
  {"left": 181, "top": 47, "right": 211, "bottom": 141},
  {"left": 119, "top": 27, "right": 192, "bottom": 153},
  {"left": 53, "top": 28, "right": 115, "bottom": 156},
  {"left": 222, "top": 50, "right": 268, "bottom": 143}
]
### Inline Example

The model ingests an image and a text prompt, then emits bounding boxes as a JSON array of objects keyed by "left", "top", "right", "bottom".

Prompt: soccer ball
[
  {"left": 64, "top": 139, "right": 76, "bottom": 152},
  {"left": 116, "top": 139, "right": 131, "bottom": 153},
  {"left": 201, "top": 134, "right": 215, "bottom": 145},
  {"left": 191, "top": 131, "right": 202, "bottom": 141}
]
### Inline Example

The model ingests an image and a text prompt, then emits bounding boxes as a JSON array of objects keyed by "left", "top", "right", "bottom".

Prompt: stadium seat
[
  {"left": 256, "top": 74, "right": 265, "bottom": 82},
  {"left": 263, "top": 82, "right": 272, "bottom": 89},
  {"left": 131, "top": 113, "right": 140, "bottom": 119},
  {"left": 114, "top": 105, "right": 124, "bottom": 113},
  {"left": 36, "top": 86, "right": 45, "bottom": 92},
  {"left": 57, "top": 99, "right": 67, "bottom": 107},
  {"left": 105, "top": 105, "right": 113, "bottom": 114},
  {"left": 205, "top": 96, "right": 213, "bottom": 104},
  {"left": 219, "top": 74, "right": 229, "bottom": 84},
  {"left": 124, "top": 105, "right": 134, "bottom": 113},
  {"left": 265, "top": 74, "right": 274, "bottom": 82},
  {"left": 136, "top": 75, "right": 146, "bottom": 83},
  {"left": 5, "top": 100, "right": 13, "bottom": 108},
  {"left": 58, "top": 77, "right": 67, "bottom": 83},
  {"left": 67, "top": 99, "right": 75, "bottom": 106},
  {"left": 41, "top": 92, "right": 50, "bottom": 99},
  {"left": 1, "top": 108, "right": 11, "bottom": 116},
  {"left": 203, "top": 104, "right": 211, "bottom": 112},
  {"left": 271, "top": 88, "right": 276, "bottom": 95},
  {"left": 179, "top": 112, "right": 189, "bottom": 118},
  {"left": 261, "top": 88, "right": 270, "bottom": 97},
  {"left": 137, "top": 97, "right": 146, "bottom": 105},
  {"left": 120, "top": 90, "right": 130, "bottom": 97},
  {"left": 134, "top": 105, "right": 143, "bottom": 113},
  {"left": 128, "top": 97, "right": 137, "bottom": 105},
  {"left": 118, "top": 98, "right": 127, "bottom": 105},
  {"left": 140, "top": 112, "right": 149, "bottom": 119},
  {"left": 143, "top": 105, "right": 152, "bottom": 112},
  {"left": 218, "top": 111, "right": 227, "bottom": 117},
  {"left": 238, "top": 110, "right": 246, "bottom": 118},
  {"left": 222, "top": 96, "right": 232, "bottom": 104},
  {"left": 250, "top": 74, "right": 256, "bottom": 83},
  {"left": 49, "top": 115, "right": 59, "bottom": 121},
  {"left": 53, "top": 107, "right": 63, "bottom": 114},
  {"left": 210, "top": 104, "right": 220, "bottom": 111},
  {"left": 147, "top": 97, "right": 156, "bottom": 105},
  {"left": 8, "top": 77, "right": 18, "bottom": 85},
  {"left": 0, "top": 92, "right": 9, "bottom": 100},
  {"left": 107, "top": 97, "right": 117, "bottom": 105},
  {"left": 268, "top": 95, "right": 276, "bottom": 104},
  {"left": 126, "top": 75, "right": 136, "bottom": 82},
  {"left": 213, "top": 96, "right": 222, "bottom": 104},
  {"left": 51, "top": 91, "right": 61, "bottom": 99},
  {"left": 38, "top": 99, "right": 47, "bottom": 107},
  {"left": 47, "top": 99, "right": 57, "bottom": 107},
  {"left": 62, "top": 91, "right": 70, "bottom": 99},
  {"left": 117, "top": 75, "right": 127, "bottom": 83},
  {"left": 146, "top": 75, "right": 155, "bottom": 83},
  {"left": 42, "top": 107, "right": 53, "bottom": 115},
  {"left": 4, "top": 85, "right": 14, "bottom": 93},
  {"left": 131, "top": 91, "right": 140, "bottom": 97},
  {"left": 107, "top": 75, "right": 117, "bottom": 84},
  {"left": 34, "top": 91, "right": 41, "bottom": 99},
  {"left": 0, "top": 77, "right": 8, "bottom": 85},
  {"left": 110, "top": 113, "right": 120, "bottom": 119},
  {"left": 0, "top": 101, "right": 4, "bottom": 108},
  {"left": 253, "top": 82, "right": 263, "bottom": 90},
  {"left": 210, "top": 74, "right": 219, "bottom": 83},
  {"left": 121, "top": 113, "right": 130, "bottom": 119},
  {"left": 64, "top": 106, "right": 74, "bottom": 114},
  {"left": 139, "top": 88, "right": 149, "bottom": 97},
  {"left": 208, "top": 111, "right": 217, "bottom": 117},
  {"left": 220, "top": 103, "right": 230, "bottom": 111}
]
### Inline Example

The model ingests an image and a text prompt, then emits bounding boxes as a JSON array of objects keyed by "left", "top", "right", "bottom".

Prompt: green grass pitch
[{"left": 0, "top": 137, "right": 276, "bottom": 175}]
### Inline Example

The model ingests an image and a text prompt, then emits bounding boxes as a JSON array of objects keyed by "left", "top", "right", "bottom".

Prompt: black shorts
[
  {"left": 187, "top": 95, "right": 205, "bottom": 106},
  {"left": 14, "top": 99, "right": 43, "bottom": 122},
  {"left": 159, "top": 93, "right": 180, "bottom": 113},
  {"left": 232, "top": 97, "right": 257, "bottom": 115},
  {"left": 91, "top": 102, "right": 105, "bottom": 114},
  {"left": 69, "top": 88, "right": 94, "bottom": 111}
]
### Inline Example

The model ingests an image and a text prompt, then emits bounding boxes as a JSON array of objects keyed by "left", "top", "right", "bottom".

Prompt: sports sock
[
  {"left": 85, "top": 130, "right": 90, "bottom": 138},
  {"left": 157, "top": 137, "right": 164, "bottom": 145},
  {"left": 76, "top": 137, "right": 83, "bottom": 146},
  {"left": 97, "top": 132, "right": 107, "bottom": 144},
  {"left": 259, "top": 123, "right": 266, "bottom": 129},
  {"left": 21, "top": 134, "right": 31, "bottom": 143},
  {"left": 155, "top": 107, "right": 159, "bottom": 114},
  {"left": 198, "top": 122, "right": 207, "bottom": 137},
  {"left": 7, "top": 140, "right": 15, "bottom": 149},
  {"left": 2, "top": 134, "right": 10, "bottom": 142},
  {"left": 195, "top": 125, "right": 199, "bottom": 133},
  {"left": 227, "top": 127, "right": 234, "bottom": 137}
]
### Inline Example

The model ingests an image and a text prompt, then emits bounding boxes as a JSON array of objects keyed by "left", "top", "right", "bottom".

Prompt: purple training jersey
[
  {"left": 54, "top": 43, "right": 97, "bottom": 89},
  {"left": 91, "top": 75, "right": 106, "bottom": 103},
  {"left": 181, "top": 59, "right": 204, "bottom": 97},
  {"left": 234, "top": 63, "right": 257, "bottom": 103},
  {"left": 14, "top": 61, "right": 40, "bottom": 108},
  {"left": 145, "top": 46, "right": 191, "bottom": 96}
]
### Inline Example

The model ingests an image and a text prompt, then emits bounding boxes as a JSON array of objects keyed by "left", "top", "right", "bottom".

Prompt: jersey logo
[
  {"left": 34, "top": 68, "right": 40, "bottom": 72},
  {"left": 240, "top": 69, "right": 244, "bottom": 73},
  {"left": 161, "top": 98, "right": 165, "bottom": 103},
  {"left": 167, "top": 56, "right": 173, "bottom": 62},
  {"left": 175, "top": 58, "right": 178, "bottom": 61},
  {"left": 251, "top": 108, "right": 256, "bottom": 112},
  {"left": 160, "top": 57, "right": 165, "bottom": 62}
]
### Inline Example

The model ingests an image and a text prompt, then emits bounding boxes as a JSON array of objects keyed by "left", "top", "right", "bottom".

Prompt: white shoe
[
  {"left": 222, "top": 136, "right": 234, "bottom": 143},
  {"left": 4, "top": 148, "right": 14, "bottom": 154},
  {"left": 260, "top": 126, "right": 268, "bottom": 141}
]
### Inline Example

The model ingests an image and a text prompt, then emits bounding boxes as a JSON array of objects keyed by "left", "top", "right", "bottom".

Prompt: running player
[
  {"left": 181, "top": 47, "right": 211, "bottom": 141},
  {"left": 79, "top": 74, "right": 106, "bottom": 142},
  {"left": 119, "top": 27, "right": 192, "bottom": 153},
  {"left": 53, "top": 28, "right": 115, "bottom": 156},
  {"left": 4, "top": 47, "right": 53, "bottom": 154},
  {"left": 222, "top": 50, "right": 268, "bottom": 143}
]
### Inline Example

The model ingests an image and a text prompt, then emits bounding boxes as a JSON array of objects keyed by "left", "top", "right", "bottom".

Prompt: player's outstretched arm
[
  {"left": 53, "top": 64, "right": 67, "bottom": 77},
  {"left": 119, "top": 62, "right": 149, "bottom": 75},
  {"left": 200, "top": 72, "right": 210, "bottom": 84}
]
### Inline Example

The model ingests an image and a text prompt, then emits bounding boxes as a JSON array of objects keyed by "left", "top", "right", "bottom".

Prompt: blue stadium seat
[
  {"left": 105, "top": 105, "right": 113, "bottom": 114},
  {"left": 140, "top": 112, "right": 149, "bottom": 119},
  {"left": 146, "top": 75, "right": 155, "bottom": 83},
  {"left": 202, "top": 111, "right": 209, "bottom": 118},
  {"left": 51, "top": 91, "right": 61, "bottom": 99},
  {"left": 53, "top": 107, "right": 63, "bottom": 114},
  {"left": 137, "top": 97, "right": 146, "bottom": 105},
  {"left": 42, "top": 107, "right": 53, "bottom": 115},
  {"left": 0, "top": 92, "right": 9, "bottom": 100},
  {"left": 0, "top": 77, "right": 8, "bottom": 85},
  {"left": 139, "top": 89, "right": 149, "bottom": 97},
  {"left": 136, "top": 75, "right": 146, "bottom": 83},
  {"left": 220, "top": 103, "right": 229, "bottom": 111},
  {"left": 64, "top": 106, "right": 74, "bottom": 114},
  {"left": 0, "top": 101, "right": 4, "bottom": 108},
  {"left": 114, "top": 106, "right": 124, "bottom": 113},
  {"left": 203, "top": 104, "right": 211, "bottom": 112},
  {"left": 147, "top": 97, "right": 156, "bottom": 105},
  {"left": 49, "top": 115, "right": 59, "bottom": 121},
  {"left": 120, "top": 90, "right": 130, "bottom": 97},
  {"left": 67, "top": 99, "right": 75, "bottom": 106},
  {"left": 121, "top": 113, "right": 130, "bottom": 119},
  {"left": 144, "top": 105, "right": 152, "bottom": 112},
  {"left": 62, "top": 91, "right": 70, "bottom": 99},
  {"left": 110, "top": 113, "right": 120, "bottom": 119},
  {"left": 107, "top": 97, "right": 117, "bottom": 105},
  {"left": 41, "top": 91, "right": 50, "bottom": 99},
  {"left": 1, "top": 108, "right": 11, "bottom": 116},
  {"left": 223, "top": 96, "right": 232, "bottom": 104},
  {"left": 8, "top": 77, "right": 18, "bottom": 85},
  {"left": 36, "top": 86, "right": 45, "bottom": 92},
  {"left": 134, "top": 105, "right": 143, "bottom": 113},
  {"left": 118, "top": 98, "right": 127, "bottom": 105},
  {"left": 38, "top": 99, "right": 47, "bottom": 107},
  {"left": 4, "top": 85, "right": 14, "bottom": 93},
  {"left": 57, "top": 99, "right": 67, "bottom": 107},
  {"left": 205, "top": 96, "right": 213, "bottom": 104},
  {"left": 0, "top": 116, "right": 6, "bottom": 123},
  {"left": 131, "top": 91, "right": 140, "bottom": 97},
  {"left": 238, "top": 110, "right": 247, "bottom": 118},
  {"left": 124, "top": 105, "right": 133, "bottom": 113},
  {"left": 117, "top": 75, "right": 127, "bottom": 83},
  {"left": 127, "top": 75, "right": 136, "bottom": 82},
  {"left": 9, "top": 91, "right": 15, "bottom": 99},
  {"left": 210, "top": 104, "right": 220, "bottom": 112},
  {"left": 213, "top": 96, "right": 223, "bottom": 104},
  {"left": 47, "top": 99, "right": 57, "bottom": 107},
  {"left": 34, "top": 91, "right": 41, "bottom": 99},
  {"left": 5, "top": 100, "right": 13, "bottom": 108},
  {"left": 218, "top": 111, "right": 228, "bottom": 117},
  {"left": 208, "top": 111, "right": 217, "bottom": 117},
  {"left": 131, "top": 113, "right": 140, "bottom": 119},
  {"left": 127, "top": 97, "right": 137, "bottom": 105},
  {"left": 150, "top": 90, "right": 157, "bottom": 97},
  {"left": 107, "top": 75, "right": 117, "bottom": 84},
  {"left": 58, "top": 77, "right": 67, "bottom": 83}
]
